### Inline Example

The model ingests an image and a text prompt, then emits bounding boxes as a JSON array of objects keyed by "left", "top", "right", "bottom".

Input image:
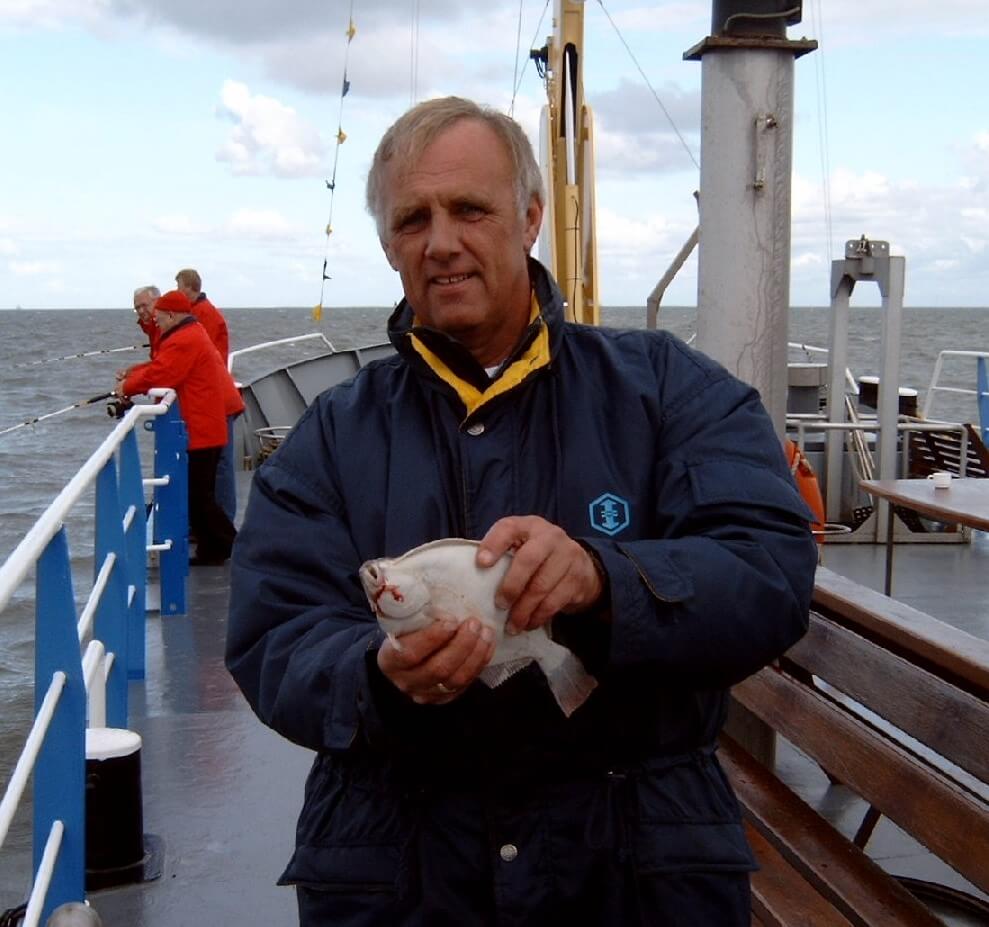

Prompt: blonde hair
[
  {"left": 366, "top": 96, "right": 544, "bottom": 239},
  {"left": 175, "top": 268, "right": 202, "bottom": 292}
]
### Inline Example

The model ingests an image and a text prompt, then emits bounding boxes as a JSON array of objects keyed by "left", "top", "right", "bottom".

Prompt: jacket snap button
[
  {"left": 499, "top": 843, "right": 518, "bottom": 862},
  {"left": 466, "top": 422, "right": 485, "bottom": 436}
]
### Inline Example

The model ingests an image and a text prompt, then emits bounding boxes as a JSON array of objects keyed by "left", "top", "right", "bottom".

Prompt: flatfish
[{"left": 359, "top": 538, "right": 597, "bottom": 717}]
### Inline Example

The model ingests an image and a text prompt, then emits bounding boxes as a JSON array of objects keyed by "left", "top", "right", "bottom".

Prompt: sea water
[{"left": 1, "top": 303, "right": 987, "bottom": 784}]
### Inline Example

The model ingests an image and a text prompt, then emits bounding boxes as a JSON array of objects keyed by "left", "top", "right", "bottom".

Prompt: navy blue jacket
[{"left": 226, "top": 261, "right": 818, "bottom": 925}]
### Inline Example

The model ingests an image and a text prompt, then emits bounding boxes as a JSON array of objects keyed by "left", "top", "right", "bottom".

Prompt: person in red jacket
[
  {"left": 175, "top": 267, "right": 240, "bottom": 521},
  {"left": 133, "top": 285, "right": 162, "bottom": 358},
  {"left": 117, "top": 289, "right": 236, "bottom": 566},
  {"left": 175, "top": 268, "right": 229, "bottom": 362}
]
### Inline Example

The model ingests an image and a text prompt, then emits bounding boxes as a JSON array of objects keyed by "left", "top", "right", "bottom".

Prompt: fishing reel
[{"left": 106, "top": 394, "right": 134, "bottom": 419}]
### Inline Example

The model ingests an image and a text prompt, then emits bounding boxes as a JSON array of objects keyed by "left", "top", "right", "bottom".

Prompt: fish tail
[
  {"left": 539, "top": 648, "right": 598, "bottom": 718},
  {"left": 388, "top": 632, "right": 404, "bottom": 652}
]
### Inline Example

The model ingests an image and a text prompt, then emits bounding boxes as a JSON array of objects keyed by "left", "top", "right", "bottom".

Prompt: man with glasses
[{"left": 132, "top": 285, "right": 161, "bottom": 358}]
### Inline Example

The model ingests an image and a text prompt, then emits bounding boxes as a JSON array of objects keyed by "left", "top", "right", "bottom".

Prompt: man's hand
[
  {"left": 377, "top": 613, "right": 495, "bottom": 705},
  {"left": 477, "top": 516, "right": 606, "bottom": 634}
]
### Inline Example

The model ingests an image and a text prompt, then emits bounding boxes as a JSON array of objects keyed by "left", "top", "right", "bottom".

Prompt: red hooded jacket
[{"left": 122, "top": 317, "right": 228, "bottom": 449}]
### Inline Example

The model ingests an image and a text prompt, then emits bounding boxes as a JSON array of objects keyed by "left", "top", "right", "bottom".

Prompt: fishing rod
[
  {"left": 0, "top": 392, "right": 116, "bottom": 437},
  {"left": 13, "top": 343, "right": 148, "bottom": 369}
]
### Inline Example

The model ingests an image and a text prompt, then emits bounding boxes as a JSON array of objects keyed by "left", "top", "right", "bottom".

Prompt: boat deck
[{"left": 7, "top": 472, "right": 989, "bottom": 924}]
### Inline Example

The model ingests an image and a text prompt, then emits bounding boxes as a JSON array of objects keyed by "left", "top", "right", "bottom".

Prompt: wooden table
[{"left": 859, "top": 478, "right": 989, "bottom": 594}]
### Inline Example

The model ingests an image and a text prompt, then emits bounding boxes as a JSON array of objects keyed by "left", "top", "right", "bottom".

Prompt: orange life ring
[{"left": 785, "top": 439, "right": 826, "bottom": 541}]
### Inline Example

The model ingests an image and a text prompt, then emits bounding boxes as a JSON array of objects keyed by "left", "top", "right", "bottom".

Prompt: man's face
[
  {"left": 133, "top": 293, "right": 155, "bottom": 324},
  {"left": 153, "top": 308, "right": 181, "bottom": 333},
  {"left": 380, "top": 119, "right": 543, "bottom": 366}
]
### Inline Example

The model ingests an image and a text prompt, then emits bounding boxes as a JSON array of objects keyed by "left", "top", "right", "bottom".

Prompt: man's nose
[{"left": 424, "top": 211, "right": 460, "bottom": 260}]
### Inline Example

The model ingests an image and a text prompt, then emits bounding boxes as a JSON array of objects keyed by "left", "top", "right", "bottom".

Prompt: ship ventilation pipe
[{"left": 685, "top": 2, "right": 816, "bottom": 435}]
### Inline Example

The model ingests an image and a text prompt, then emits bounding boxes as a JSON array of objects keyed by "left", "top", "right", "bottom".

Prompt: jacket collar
[
  {"left": 158, "top": 314, "right": 198, "bottom": 344},
  {"left": 387, "top": 258, "right": 565, "bottom": 419}
]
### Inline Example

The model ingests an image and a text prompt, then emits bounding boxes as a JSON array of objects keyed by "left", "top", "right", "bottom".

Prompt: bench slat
[
  {"left": 734, "top": 667, "right": 989, "bottom": 895},
  {"left": 744, "top": 823, "right": 857, "bottom": 927},
  {"left": 787, "top": 613, "right": 989, "bottom": 785},
  {"left": 813, "top": 567, "right": 989, "bottom": 698},
  {"left": 722, "top": 738, "right": 944, "bottom": 927}
]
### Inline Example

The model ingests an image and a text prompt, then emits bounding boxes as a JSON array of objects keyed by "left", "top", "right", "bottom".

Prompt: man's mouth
[{"left": 432, "top": 273, "right": 473, "bottom": 286}]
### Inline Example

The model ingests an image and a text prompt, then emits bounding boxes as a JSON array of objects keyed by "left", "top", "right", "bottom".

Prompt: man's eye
[
  {"left": 458, "top": 204, "right": 484, "bottom": 218},
  {"left": 396, "top": 211, "right": 427, "bottom": 231}
]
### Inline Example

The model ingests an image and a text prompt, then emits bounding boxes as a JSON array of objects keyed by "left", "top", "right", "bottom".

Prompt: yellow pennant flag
[
  {"left": 312, "top": 303, "right": 323, "bottom": 322},
  {"left": 347, "top": 20, "right": 357, "bottom": 40},
  {"left": 337, "top": 128, "right": 347, "bottom": 145}
]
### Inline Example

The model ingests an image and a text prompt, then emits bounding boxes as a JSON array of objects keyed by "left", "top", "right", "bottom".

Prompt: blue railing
[{"left": 0, "top": 389, "right": 188, "bottom": 926}]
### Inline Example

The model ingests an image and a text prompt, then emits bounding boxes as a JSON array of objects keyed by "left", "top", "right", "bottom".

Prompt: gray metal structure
[
  {"left": 685, "top": 11, "right": 816, "bottom": 434},
  {"left": 825, "top": 237, "right": 906, "bottom": 536},
  {"left": 235, "top": 343, "right": 395, "bottom": 469}
]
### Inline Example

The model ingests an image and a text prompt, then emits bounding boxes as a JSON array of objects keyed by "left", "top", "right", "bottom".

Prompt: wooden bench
[{"left": 721, "top": 566, "right": 989, "bottom": 926}]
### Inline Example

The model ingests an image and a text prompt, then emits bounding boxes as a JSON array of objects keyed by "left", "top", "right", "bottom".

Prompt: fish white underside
[{"left": 360, "top": 539, "right": 598, "bottom": 717}]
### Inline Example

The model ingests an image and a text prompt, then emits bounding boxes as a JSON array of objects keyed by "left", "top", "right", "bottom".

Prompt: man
[
  {"left": 175, "top": 268, "right": 229, "bottom": 361},
  {"left": 226, "top": 97, "right": 818, "bottom": 925},
  {"left": 133, "top": 285, "right": 161, "bottom": 358},
  {"left": 117, "top": 290, "right": 236, "bottom": 566},
  {"left": 175, "top": 267, "right": 238, "bottom": 524}
]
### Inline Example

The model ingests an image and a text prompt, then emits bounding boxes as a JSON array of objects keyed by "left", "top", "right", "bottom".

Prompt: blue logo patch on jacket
[{"left": 589, "top": 493, "right": 630, "bottom": 536}]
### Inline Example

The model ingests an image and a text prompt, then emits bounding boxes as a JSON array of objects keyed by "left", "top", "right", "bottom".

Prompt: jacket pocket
[
  {"left": 633, "top": 756, "right": 756, "bottom": 875},
  {"left": 279, "top": 756, "right": 406, "bottom": 891},
  {"left": 687, "top": 458, "right": 814, "bottom": 523}
]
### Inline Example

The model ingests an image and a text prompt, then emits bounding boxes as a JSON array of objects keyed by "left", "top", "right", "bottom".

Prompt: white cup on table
[{"left": 927, "top": 471, "right": 952, "bottom": 490}]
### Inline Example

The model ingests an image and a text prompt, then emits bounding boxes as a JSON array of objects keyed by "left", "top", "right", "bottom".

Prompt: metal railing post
[
  {"left": 152, "top": 404, "right": 188, "bottom": 616},
  {"left": 34, "top": 529, "right": 86, "bottom": 924},
  {"left": 93, "top": 461, "right": 130, "bottom": 727},
  {"left": 119, "top": 430, "right": 147, "bottom": 680},
  {"left": 978, "top": 357, "right": 989, "bottom": 447}
]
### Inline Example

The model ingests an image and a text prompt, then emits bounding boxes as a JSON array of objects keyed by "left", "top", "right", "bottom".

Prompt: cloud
[
  {"left": 0, "top": 0, "right": 108, "bottom": 29},
  {"left": 9, "top": 259, "right": 59, "bottom": 275},
  {"left": 593, "top": 80, "right": 700, "bottom": 175},
  {"left": 222, "top": 208, "right": 298, "bottom": 241},
  {"left": 103, "top": 0, "right": 464, "bottom": 45},
  {"left": 215, "top": 80, "right": 325, "bottom": 177},
  {"left": 152, "top": 214, "right": 197, "bottom": 236},
  {"left": 0, "top": 239, "right": 18, "bottom": 256}
]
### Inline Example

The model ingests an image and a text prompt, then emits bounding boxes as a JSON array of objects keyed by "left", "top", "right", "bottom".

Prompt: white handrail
[
  {"left": 0, "top": 672, "right": 66, "bottom": 848},
  {"left": 227, "top": 332, "right": 335, "bottom": 375},
  {"left": 76, "top": 552, "right": 116, "bottom": 642},
  {"left": 82, "top": 640, "right": 107, "bottom": 728},
  {"left": 23, "top": 820, "right": 65, "bottom": 927},
  {"left": 922, "top": 350, "right": 989, "bottom": 419},
  {"left": 0, "top": 389, "right": 175, "bottom": 614}
]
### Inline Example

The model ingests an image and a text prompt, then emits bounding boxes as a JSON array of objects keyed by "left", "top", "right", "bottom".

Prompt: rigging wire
[
  {"left": 510, "top": 0, "right": 526, "bottom": 118},
  {"left": 314, "top": 3, "right": 357, "bottom": 322},
  {"left": 809, "top": 0, "right": 834, "bottom": 266},
  {"left": 510, "top": 0, "right": 551, "bottom": 110},
  {"left": 594, "top": 0, "right": 700, "bottom": 173},
  {"left": 410, "top": 0, "right": 421, "bottom": 107}
]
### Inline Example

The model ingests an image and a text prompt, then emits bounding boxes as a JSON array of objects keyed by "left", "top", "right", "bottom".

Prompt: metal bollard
[{"left": 45, "top": 902, "right": 103, "bottom": 927}]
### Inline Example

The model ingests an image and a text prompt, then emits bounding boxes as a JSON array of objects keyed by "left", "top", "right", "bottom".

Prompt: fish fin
[
  {"left": 387, "top": 632, "right": 403, "bottom": 653},
  {"left": 479, "top": 658, "right": 532, "bottom": 689},
  {"left": 536, "top": 645, "right": 598, "bottom": 718}
]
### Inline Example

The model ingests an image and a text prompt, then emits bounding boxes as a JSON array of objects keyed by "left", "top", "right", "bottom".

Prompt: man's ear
[
  {"left": 381, "top": 237, "right": 398, "bottom": 271},
  {"left": 522, "top": 196, "right": 544, "bottom": 254}
]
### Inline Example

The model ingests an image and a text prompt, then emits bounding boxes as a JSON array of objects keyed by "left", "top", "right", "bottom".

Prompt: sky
[{"left": 0, "top": 0, "right": 986, "bottom": 310}]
